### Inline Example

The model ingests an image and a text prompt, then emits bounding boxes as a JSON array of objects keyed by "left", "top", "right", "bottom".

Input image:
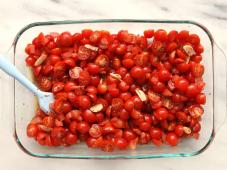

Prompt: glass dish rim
[{"left": 12, "top": 19, "right": 215, "bottom": 159}]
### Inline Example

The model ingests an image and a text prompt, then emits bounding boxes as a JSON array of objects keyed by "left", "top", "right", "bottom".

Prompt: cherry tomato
[
  {"left": 77, "top": 122, "right": 90, "bottom": 134},
  {"left": 66, "top": 133, "right": 78, "bottom": 145},
  {"left": 165, "top": 132, "right": 178, "bottom": 146},
  {"left": 78, "top": 95, "right": 91, "bottom": 109},
  {"left": 37, "top": 76, "right": 52, "bottom": 91},
  {"left": 196, "top": 93, "right": 206, "bottom": 104},
  {"left": 174, "top": 77, "right": 189, "bottom": 92},
  {"left": 124, "top": 99, "right": 134, "bottom": 111},
  {"left": 150, "top": 128, "right": 162, "bottom": 139},
  {"left": 51, "top": 127, "right": 67, "bottom": 140},
  {"left": 139, "top": 122, "right": 151, "bottom": 132},
  {"left": 27, "top": 124, "right": 39, "bottom": 138},
  {"left": 189, "top": 34, "right": 200, "bottom": 45},
  {"left": 144, "top": 29, "right": 154, "bottom": 38},
  {"left": 158, "top": 69, "right": 170, "bottom": 82},
  {"left": 89, "top": 124, "right": 102, "bottom": 138},
  {"left": 115, "top": 138, "right": 128, "bottom": 150},
  {"left": 26, "top": 56, "right": 36, "bottom": 66},
  {"left": 87, "top": 63, "right": 100, "bottom": 75},
  {"left": 175, "top": 125, "right": 184, "bottom": 137},
  {"left": 83, "top": 110, "right": 96, "bottom": 123},
  {"left": 154, "top": 29, "right": 167, "bottom": 42},
  {"left": 167, "top": 30, "right": 178, "bottom": 42},
  {"left": 186, "top": 84, "right": 199, "bottom": 97},
  {"left": 150, "top": 41, "right": 165, "bottom": 56},
  {"left": 191, "top": 63, "right": 204, "bottom": 77},
  {"left": 57, "top": 32, "right": 73, "bottom": 47},
  {"left": 154, "top": 107, "right": 169, "bottom": 121}
]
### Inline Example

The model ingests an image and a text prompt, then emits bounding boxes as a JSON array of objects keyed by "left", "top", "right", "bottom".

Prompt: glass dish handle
[{"left": 213, "top": 43, "right": 227, "bottom": 133}]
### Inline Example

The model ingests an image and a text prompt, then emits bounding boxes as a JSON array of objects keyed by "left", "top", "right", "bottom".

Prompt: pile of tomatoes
[{"left": 25, "top": 29, "right": 205, "bottom": 151}]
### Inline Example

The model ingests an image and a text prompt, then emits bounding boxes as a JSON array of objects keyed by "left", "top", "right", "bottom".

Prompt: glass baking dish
[{"left": 10, "top": 19, "right": 226, "bottom": 159}]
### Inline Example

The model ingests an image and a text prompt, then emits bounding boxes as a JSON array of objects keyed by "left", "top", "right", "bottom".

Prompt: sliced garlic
[
  {"left": 135, "top": 89, "right": 147, "bottom": 102},
  {"left": 185, "top": 56, "right": 190, "bottom": 64},
  {"left": 110, "top": 73, "right": 122, "bottom": 81},
  {"left": 183, "top": 127, "right": 192, "bottom": 134},
  {"left": 38, "top": 125, "right": 52, "bottom": 132},
  {"left": 90, "top": 104, "right": 103, "bottom": 113},
  {"left": 84, "top": 44, "right": 99, "bottom": 51},
  {"left": 183, "top": 45, "right": 196, "bottom": 57},
  {"left": 170, "top": 50, "right": 176, "bottom": 58},
  {"left": 162, "top": 98, "right": 173, "bottom": 109},
  {"left": 34, "top": 52, "right": 47, "bottom": 66},
  {"left": 194, "top": 107, "right": 202, "bottom": 118}
]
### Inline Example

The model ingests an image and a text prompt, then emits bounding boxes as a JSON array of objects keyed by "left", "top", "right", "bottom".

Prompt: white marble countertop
[{"left": 0, "top": 0, "right": 227, "bottom": 169}]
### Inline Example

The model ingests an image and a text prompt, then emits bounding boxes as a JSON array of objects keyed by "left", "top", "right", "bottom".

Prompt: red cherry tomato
[
  {"left": 165, "top": 132, "right": 178, "bottom": 146},
  {"left": 27, "top": 124, "right": 39, "bottom": 138},
  {"left": 115, "top": 138, "right": 128, "bottom": 150},
  {"left": 77, "top": 122, "right": 90, "bottom": 134},
  {"left": 154, "top": 107, "right": 169, "bottom": 121},
  {"left": 66, "top": 133, "right": 78, "bottom": 145},
  {"left": 57, "top": 32, "right": 73, "bottom": 47}
]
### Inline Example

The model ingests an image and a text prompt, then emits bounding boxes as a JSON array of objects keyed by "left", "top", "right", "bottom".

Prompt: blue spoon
[{"left": 0, "top": 55, "right": 54, "bottom": 113}]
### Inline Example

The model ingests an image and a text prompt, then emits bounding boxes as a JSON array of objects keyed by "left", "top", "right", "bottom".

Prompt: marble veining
[{"left": 0, "top": 0, "right": 227, "bottom": 170}]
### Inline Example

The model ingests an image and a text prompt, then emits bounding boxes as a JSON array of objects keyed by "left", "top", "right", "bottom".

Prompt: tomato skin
[
  {"left": 154, "top": 107, "right": 169, "bottom": 121},
  {"left": 37, "top": 76, "right": 52, "bottom": 91},
  {"left": 176, "top": 111, "right": 189, "bottom": 123},
  {"left": 37, "top": 132, "right": 48, "bottom": 145},
  {"left": 115, "top": 138, "right": 128, "bottom": 150},
  {"left": 150, "top": 41, "right": 165, "bottom": 56},
  {"left": 65, "top": 133, "right": 78, "bottom": 145},
  {"left": 82, "top": 29, "right": 93, "bottom": 38},
  {"left": 42, "top": 116, "right": 54, "bottom": 128},
  {"left": 175, "top": 125, "right": 184, "bottom": 137},
  {"left": 144, "top": 29, "right": 154, "bottom": 38},
  {"left": 77, "top": 122, "right": 90, "bottom": 134},
  {"left": 87, "top": 63, "right": 100, "bottom": 75},
  {"left": 26, "top": 56, "right": 36, "bottom": 66},
  {"left": 186, "top": 84, "right": 199, "bottom": 97},
  {"left": 166, "top": 132, "right": 178, "bottom": 146},
  {"left": 89, "top": 124, "right": 102, "bottom": 138},
  {"left": 167, "top": 30, "right": 178, "bottom": 42},
  {"left": 57, "top": 32, "right": 73, "bottom": 47},
  {"left": 191, "top": 63, "right": 204, "bottom": 77},
  {"left": 196, "top": 93, "right": 206, "bottom": 104},
  {"left": 51, "top": 127, "right": 67, "bottom": 140},
  {"left": 195, "top": 44, "right": 204, "bottom": 54},
  {"left": 139, "top": 122, "right": 151, "bottom": 132},
  {"left": 27, "top": 124, "right": 39, "bottom": 138},
  {"left": 158, "top": 69, "right": 170, "bottom": 82},
  {"left": 174, "top": 77, "right": 189, "bottom": 92},
  {"left": 25, "top": 44, "right": 36, "bottom": 55},
  {"left": 69, "top": 121, "right": 78, "bottom": 133},
  {"left": 97, "top": 83, "right": 108, "bottom": 94},
  {"left": 124, "top": 99, "right": 134, "bottom": 111},
  {"left": 150, "top": 128, "right": 162, "bottom": 139},
  {"left": 83, "top": 110, "right": 96, "bottom": 123},
  {"left": 154, "top": 29, "right": 168, "bottom": 42},
  {"left": 189, "top": 34, "right": 200, "bottom": 45},
  {"left": 178, "top": 30, "right": 189, "bottom": 42},
  {"left": 63, "top": 58, "right": 76, "bottom": 68},
  {"left": 78, "top": 95, "right": 91, "bottom": 110}
]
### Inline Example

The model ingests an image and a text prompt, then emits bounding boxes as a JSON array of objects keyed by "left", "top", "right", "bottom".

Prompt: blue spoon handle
[{"left": 0, "top": 55, "right": 41, "bottom": 96}]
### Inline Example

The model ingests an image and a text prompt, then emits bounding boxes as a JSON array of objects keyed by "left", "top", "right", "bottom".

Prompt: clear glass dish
[{"left": 12, "top": 19, "right": 227, "bottom": 159}]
